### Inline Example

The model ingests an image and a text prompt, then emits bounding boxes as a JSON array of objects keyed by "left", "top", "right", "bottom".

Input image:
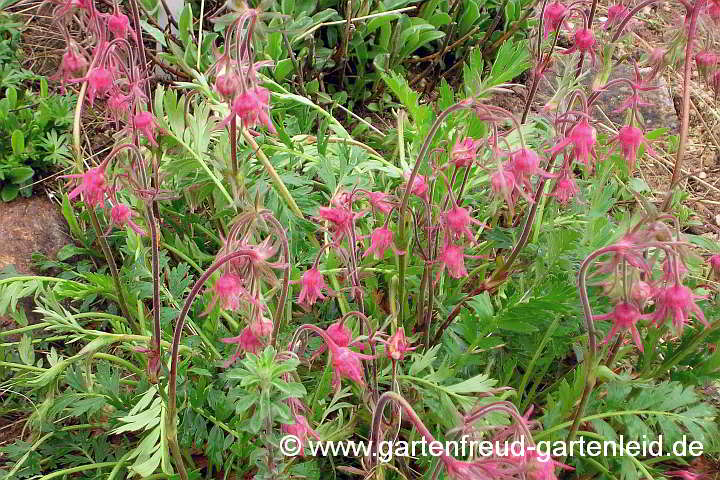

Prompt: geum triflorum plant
[{"left": 3, "top": 0, "right": 720, "bottom": 478}]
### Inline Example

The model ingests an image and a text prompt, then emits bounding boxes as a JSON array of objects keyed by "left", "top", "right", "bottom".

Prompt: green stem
[{"left": 37, "top": 461, "right": 127, "bottom": 480}]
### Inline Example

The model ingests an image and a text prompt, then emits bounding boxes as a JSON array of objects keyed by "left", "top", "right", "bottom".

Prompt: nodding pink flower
[
  {"left": 709, "top": 1, "right": 720, "bottom": 23},
  {"left": 594, "top": 233, "right": 651, "bottom": 276},
  {"left": 710, "top": 254, "right": 720, "bottom": 279},
  {"left": 107, "top": 11, "right": 132, "bottom": 39},
  {"left": 366, "top": 191, "right": 393, "bottom": 214},
  {"left": 451, "top": 137, "right": 482, "bottom": 168},
  {"left": 250, "top": 318, "right": 273, "bottom": 338},
  {"left": 328, "top": 341, "right": 374, "bottom": 387},
  {"left": 437, "top": 242, "right": 468, "bottom": 280},
  {"left": 404, "top": 172, "right": 430, "bottom": 202},
  {"left": 612, "top": 125, "right": 655, "bottom": 172},
  {"left": 87, "top": 67, "right": 114, "bottom": 105},
  {"left": 651, "top": 282, "right": 708, "bottom": 333},
  {"left": 363, "top": 225, "right": 398, "bottom": 259},
  {"left": 225, "top": 86, "right": 275, "bottom": 133},
  {"left": 605, "top": 4, "right": 629, "bottom": 29},
  {"left": 491, "top": 167, "right": 518, "bottom": 209},
  {"left": 543, "top": 2, "right": 568, "bottom": 37},
  {"left": 327, "top": 322, "right": 352, "bottom": 347},
  {"left": 133, "top": 111, "right": 159, "bottom": 146},
  {"left": 548, "top": 173, "right": 578, "bottom": 204},
  {"left": 297, "top": 267, "right": 332, "bottom": 308},
  {"left": 548, "top": 119, "right": 597, "bottom": 167},
  {"left": 631, "top": 280, "right": 654, "bottom": 308},
  {"left": 107, "top": 92, "right": 131, "bottom": 123},
  {"left": 210, "top": 273, "right": 247, "bottom": 312},
  {"left": 383, "top": 327, "right": 415, "bottom": 361},
  {"left": 317, "top": 205, "right": 357, "bottom": 243},
  {"left": 220, "top": 327, "right": 264, "bottom": 366},
  {"left": 281, "top": 415, "right": 321, "bottom": 456},
  {"left": 563, "top": 29, "right": 597, "bottom": 65},
  {"left": 595, "top": 302, "right": 648, "bottom": 351},
  {"left": 445, "top": 205, "right": 482, "bottom": 243},
  {"left": 696, "top": 51, "right": 718, "bottom": 81},
  {"left": 524, "top": 450, "right": 574, "bottom": 480},
  {"left": 63, "top": 164, "right": 108, "bottom": 207},
  {"left": 509, "top": 148, "right": 542, "bottom": 177},
  {"left": 665, "top": 470, "right": 701, "bottom": 480},
  {"left": 215, "top": 72, "right": 240, "bottom": 99},
  {"left": 662, "top": 257, "right": 688, "bottom": 282},
  {"left": 110, "top": 203, "right": 146, "bottom": 235},
  {"left": 53, "top": 44, "right": 88, "bottom": 88}
]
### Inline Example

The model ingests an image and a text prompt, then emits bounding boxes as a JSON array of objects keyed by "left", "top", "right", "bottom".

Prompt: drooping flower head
[
  {"left": 444, "top": 205, "right": 482, "bottom": 243},
  {"left": 595, "top": 302, "right": 648, "bottom": 351},
  {"left": 110, "top": 203, "right": 146, "bottom": 235},
  {"left": 451, "top": 137, "right": 482, "bottom": 168},
  {"left": 612, "top": 125, "right": 656, "bottom": 172},
  {"left": 327, "top": 321, "right": 352, "bottom": 347},
  {"left": 63, "top": 164, "right": 108, "bottom": 207},
  {"left": 563, "top": 28, "right": 597, "bottom": 65},
  {"left": 107, "top": 9, "right": 133, "bottom": 39},
  {"left": 651, "top": 282, "right": 708, "bottom": 334},
  {"left": 133, "top": 111, "right": 159, "bottom": 146},
  {"left": 317, "top": 205, "right": 358, "bottom": 244},
  {"left": 696, "top": 51, "right": 718, "bottom": 81},
  {"left": 404, "top": 172, "right": 430, "bottom": 202},
  {"left": 365, "top": 191, "right": 394, "bottom": 214},
  {"left": 209, "top": 273, "right": 248, "bottom": 312},
  {"left": 383, "top": 327, "right": 415, "bottom": 361},
  {"left": 53, "top": 42, "right": 88, "bottom": 89},
  {"left": 549, "top": 119, "right": 597, "bottom": 167},
  {"left": 87, "top": 67, "right": 114, "bottom": 105},
  {"left": 605, "top": 4, "right": 630, "bottom": 29},
  {"left": 328, "top": 342, "right": 375, "bottom": 388},
  {"left": 297, "top": 267, "right": 332, "bottom": 308},
  {"left": 220, "top": 327, "right": 264, "bottom": 367},
  {"left": 363, "top": 225, "right": 396, "bottom": 260},
  {"left": 437, "top": 241, "right": 468, "bottom": 280},
  {"left": 710, "top": 254, "right": 720, "bottom": 280},
  {"left": 107, "top": 92, "right": 132, "bottom": 124},
  {"left": 224, "top": 86, "right": 275, "bottom": 133},
  {"left": 215, "top": 72, "right": 241, "bottom": 99},
  {"left": 548, "top": 172, "right": 579, "bottom": 204},
  {"left": 281, "top": 415, "right": 321, "bottom": 456},
  {"left": 542, "top": 2, "right": 568, "bottom": 37}
]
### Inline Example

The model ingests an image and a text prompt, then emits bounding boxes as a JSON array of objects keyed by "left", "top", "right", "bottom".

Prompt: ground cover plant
[{"left": 1, "top": 0, "right": 720, "bottom": 478}]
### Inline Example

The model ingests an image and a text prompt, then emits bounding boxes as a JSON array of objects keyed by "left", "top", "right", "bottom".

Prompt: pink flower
[
  {"left": 630, "top": 280, "right": 654, "bottom": 308},
  {"left": 451, "top": 137, "right": 482, "bottom": 167},
  {"left": 110, "top": 203, "right": 146, "bottom": 235},
  {"left": 215, "top": 72, "right": 240, "bottom": 99},
  {"left": 491, "top": 167, "right": 518, "bottom": 210},
  {"left": 87, "top": 67, "right": 113, "bottom": 105},
  {"left": 524, "top": 450, "right": 574, "bottom": 480},
  {"left": 224, "top": 86, "right": 275, "bottom": 133},
  {"left": 709, "top": 0, "right": 720, "bottom": 23},
  {"left": 594, "top": 233, "right": 651, "bottom": 276},
  {"left": 328, "top": 341, "right": 374, "bottom": 387},
  {"left": 595, "top": 302, "right": 648, "bottom": 351},
  {"left": 52, "top": 43, "right": 88, "bottom": 89},
  {"left": 548, "top": 173, "right": 578, "bottom": 204},
  {"left": 710, "top": 254, "right": 720, "bottom": 278},
  {"left": 363, "top": 225, "right": 397, "bottom": 259},
  {"left": 665, "top": 470, "right": 701, "bottom": 480},
  {"left": 327, "top": 322, "right": 352, "bottom": 347},
  {"left": 107, "top": 92, "right": 131, "bottom": 123},
  {"left": 133, "top": 111, "right": 159, "bottom": 146},
  {"left": 404, "top": 172, "right": 430, "bottom": 202},
  {"left": 63, "top": 165, "right": 108, "bottom": 207},
  {"left": 651, "top": 282, "right": 708, "bottom": 333},
  {"left": 562, "top": 29, "right": 597, "bottom": 65},
  {"left": 382, "top": 327, "right": 415, "bottom": 361},
  {"left": 437, "top": 242, "right": 468, "bottom": 280},
  {"left": 543, "top": 2, "right": 568, "bottom": 37},
  {"left": 220, "top": 327, "right": 264, "bottom": 366},
  {"left": 107, "top": 12, "right": 133, "bottom": 39},
  {"left": 613, "top": 125, "right": 655, "bottom": 172},
  {"left": 366, "top": 191, "right": 393, "bottom": 214},
  {"left": 281, "top": 415, "right": 321, "bottom": 456},
  {"left": 297, "top": 267, "right": 332, "bottom": 308},
  {"left": 445, "top": 205, "right": 482, "bottom": 243},
  {"left": 696, "top": 51, "right": 718, "bottom": 81},
  {"left": 509, "top": 148, "right": 542, "bottom": 178},
  {"left": 211, "top": 273, "right": 248, "bottom": 312},
  {"left": 605, "top": 4, "right": 629, "bottom": 29},
  {"left": 548, "top": 119, "right": 597, "bottom": 167},
  {"left": 250, "top": 318, "right": 273, "bottom": 338},
  {"left": 317, "top": 205, "right": 356, "bottom": 243}
]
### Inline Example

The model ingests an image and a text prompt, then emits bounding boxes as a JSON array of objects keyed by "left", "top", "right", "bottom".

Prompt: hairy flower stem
[
  {"left": 88, "top": 208, "right": 133, "bottom": 325},
  {"left": 566, "top": 246, "right": 619, "bottom": 445},
  {"left": 167, "top": 249, "right": 259, "bottom": 480},
  {"left": 128, "top": 0, "right": 152, "bottom": 110},
  {"left": 263, "top": 214, "right": 291, "bottom": 348},
  {"left": 668, "top": 1, "right": 702, "bottom": 197},
  {"left": 396, "top": 101, "right": 472, "bottom": 328}
]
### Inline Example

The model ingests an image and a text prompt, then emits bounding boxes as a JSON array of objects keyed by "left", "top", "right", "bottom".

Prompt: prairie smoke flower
[
  {"left": 107, "top": 11, "right": 133, "bottom": 39},
  {"left": 133, "top": 111, "right": 159, "bottom": 146},
  {"left": 225, "top": 86, "right": 275, "bottom": 133},
  {"left": 297, "top": 267, "right": 332, "bottom": 308},
  {"left": 437, "top": 242, "right": 468, "bottom": 280},
  {"left": 595, "top": 302, "right": 648, "bottom": 351},
  {"left": 107, "top": 92, "right": 131, "bottom": 123},
  {"left": 281, "top": 415, "right": 321, "bottom": 456},
  {"left": 524, "top": 450, "right": 574, "bottom": 480},
  {"left": 317, "top": 205, "right": 358, "bottom": 243},
  {"left": 214, "top": 72, "right": 240, "bottom": 99},
  {"left": 612, "top": 125, "right": 655, "bottom": 172},
  {"left": 509, "top": 148, "right": 542, "bottom": 177},
  {"left": 382, "top": 327, "right": 415, "bottom": 361},
  {"left": 444, "top": 205, "right": 482, "bottom": 243},
  {"left": 63, "top": 165, "right": 108, "bottom": 207},
  {"left": 366, "top": 191, "right": 393, "bottom": 214},
  {"left": 363, "top": 225, "right": 400, "bottom": 259},
  {"left": 709, "top": 0, "right": 720, "bottom": 23},
  {"left": 110, "top": 203, "right": 146, "bottom": 235},
  {"left": 328, "top": 341, "right": 374, "bottom": 387},
  {"left": 87, "top": 67, "right": 113, "bottom": 105},
  {"left": 327, "top": 322, "right": 352, "bottom": 347},
  {"left": 491, "top": 167, "right": 518, "bottom": 210},
  {"left": 451, "top": 137, "right": 482, "bottom": 167},
  {"left": 404, "top": 172, "right": 430, "bottom": 202},
  {"left": 208, "top": 273, "right": 248, "bottom": 312},
  {"left": 543, "top": 2, "right": 568, "bottom": 37},
  {"left": 696, "top": 51, "right": 718, "bottom": 81},
  {"left": 710, "top": 254, "right": 720, "bottom": 279},
  {"left": 548, "top": 119, "right": 597, "bottom": 167},
  {"left": 605, "top": 4, "right": 630, "bottom": 29},
  {"left": 548, "top": 173, "right": 578, "bottom": 204},
  {"left": 220, "top": 327, "right": 263, "bottom": 366},
  {"left": 630, "top": 280, "right": 654, "bottom": 308},
  {"left": 563, "top": 29, "right": 597, "bottom": 65},
  {"left": 249, "top": 318, "right": 273, "bottom": 338},
  {"left": 593, "top": 233, "right": 651, "bottom": 276},
  {"left": 53, "top": 44, "right": 88, "bottom": 89},
  {"left": 651, "top": 282, "right": 708, "bottom": 333},
  {"left": 662, "top": 257, "right": 688, "bottom": 282}
]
